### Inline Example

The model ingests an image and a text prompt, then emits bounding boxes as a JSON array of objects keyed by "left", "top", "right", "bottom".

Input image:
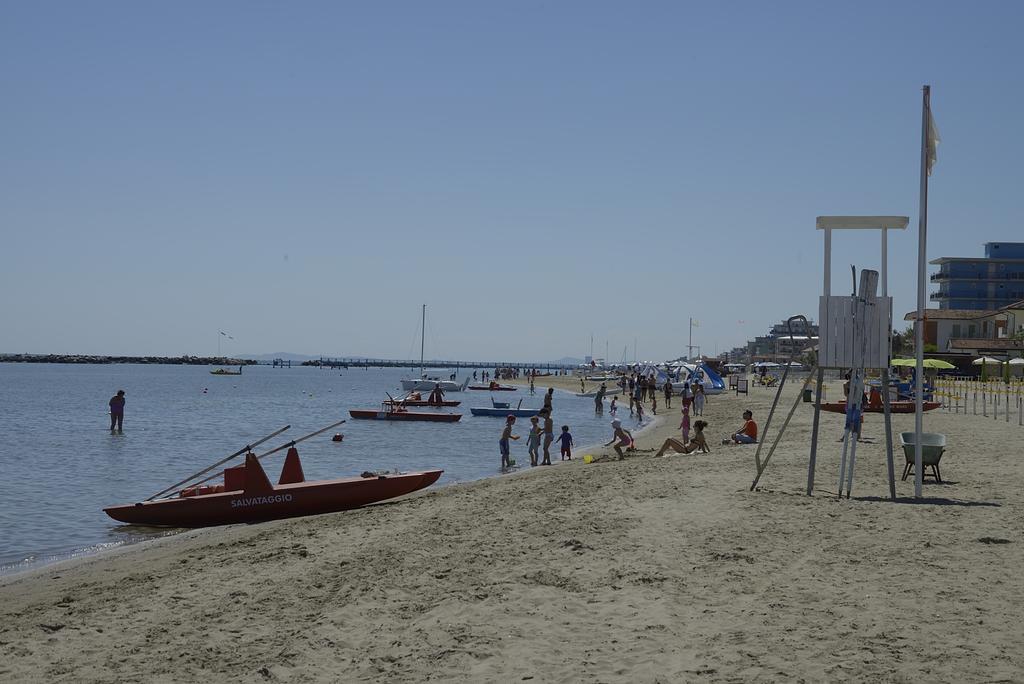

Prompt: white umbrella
[
  {"left": 972, "top": 356, "right": 1003, "bottom": 365},
  {"left": 1008, "top": 357, "right": 1024, "bottom": 366}
]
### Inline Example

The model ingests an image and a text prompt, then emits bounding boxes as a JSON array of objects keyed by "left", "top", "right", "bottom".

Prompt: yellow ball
[{"left": 583, "top": 454, "right": 593, "bottom": 464}]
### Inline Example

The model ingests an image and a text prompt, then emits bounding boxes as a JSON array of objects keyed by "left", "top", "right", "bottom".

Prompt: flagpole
[
  {"left": 914, "top": 85, "right": 931, "bottom": 499},
  {"left": 689, "top": 317, "right": 693, "bottom": 360}
]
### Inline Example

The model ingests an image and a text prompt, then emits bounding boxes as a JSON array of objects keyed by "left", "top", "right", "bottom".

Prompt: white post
[{"left": 914, "top": 85, "right": 931, "bottom": 499}]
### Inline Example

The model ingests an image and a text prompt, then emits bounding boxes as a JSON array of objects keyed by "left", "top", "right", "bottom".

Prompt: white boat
[
  {"left": 574, "top": 389, "right": 621, "bottom": 398},
  {"left": 401, "top": 376, "right": 468, "bottom": 392},
  {"left": 400, "top": 305, "right": 465, "bottom": 392}
]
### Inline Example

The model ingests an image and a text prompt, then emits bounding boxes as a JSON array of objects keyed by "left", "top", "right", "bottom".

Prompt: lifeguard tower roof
[{"left": 816, "top": 216, "right": 909, "bottom": 230}]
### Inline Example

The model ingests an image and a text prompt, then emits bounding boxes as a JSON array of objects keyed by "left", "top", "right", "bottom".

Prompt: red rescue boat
[{"left": 104, "top": 446, "right": 442, "bottom": 527}]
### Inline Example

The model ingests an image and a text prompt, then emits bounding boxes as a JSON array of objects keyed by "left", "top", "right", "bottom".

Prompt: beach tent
[{"left": 972, "top": 356, "right": 1003, "bottom": 365}]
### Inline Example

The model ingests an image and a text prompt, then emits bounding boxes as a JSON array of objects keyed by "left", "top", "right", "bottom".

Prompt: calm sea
[{"left": 0, "top": 363, "right": 635, "bottom": 573}]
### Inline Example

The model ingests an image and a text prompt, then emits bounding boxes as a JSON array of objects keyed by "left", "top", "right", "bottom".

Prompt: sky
[{"left": 2, "top": 1, "right": 1024, "bottom": 362}]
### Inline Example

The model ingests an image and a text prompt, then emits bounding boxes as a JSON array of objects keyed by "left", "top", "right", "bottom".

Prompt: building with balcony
[{"left": 930, "top": 242, "right": 1024, "bottom": 310}]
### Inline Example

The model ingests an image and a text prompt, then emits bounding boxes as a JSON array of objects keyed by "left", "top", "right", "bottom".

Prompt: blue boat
[{"left": 469, "top": 407, "right": 540, "bottom": 418}]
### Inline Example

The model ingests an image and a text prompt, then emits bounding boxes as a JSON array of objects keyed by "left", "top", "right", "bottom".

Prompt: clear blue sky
[{"left": 2, "top": 1, "right": 1023, "bottom": 361}]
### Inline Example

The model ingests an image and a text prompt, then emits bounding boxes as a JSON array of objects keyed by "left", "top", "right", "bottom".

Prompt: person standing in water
[
  {"left": 499, "top": 415, "right": 520, "bottom": 469},
  {"left": 108, "top": 389, "right": 126, "bottom": 432},
  {"left": 539, "top": 408, "right": 555, "bottom": 466},
  {"left": 543, "top": 387, "right": 554, "bottom": 413}
]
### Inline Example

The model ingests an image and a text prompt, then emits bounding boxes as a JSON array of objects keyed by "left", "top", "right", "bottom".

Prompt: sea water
[{"left": 0, "top": 363, "right": 638, "bottom": 572}]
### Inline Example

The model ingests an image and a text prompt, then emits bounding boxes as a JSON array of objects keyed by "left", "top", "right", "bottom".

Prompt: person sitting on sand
[
  {"left": 727, "top": 410, "right": 757, "bottom": 444},
  {"left": 656, "top": 420, "right": 710, "bottom": 457},
  {"left": 500, "top": 415, "right": 520, "bottom": 469},
  {"left": 604, "top": 419, "right": 634, "bottom": 460}
]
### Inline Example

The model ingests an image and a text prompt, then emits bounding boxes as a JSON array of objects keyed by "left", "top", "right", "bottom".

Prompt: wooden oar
[
  {"left": 145, "top": 424, "right": 291, "bottom": 501},
  {"left": 184, "top": 419, "right": 348, "bottom": 490}
]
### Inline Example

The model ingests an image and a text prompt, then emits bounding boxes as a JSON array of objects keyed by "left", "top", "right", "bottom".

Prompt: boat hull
[
  {"left": 349, "top": 409, "right": 462, "bottom": 422},
  {"left": 467, "top": 385, "right": 517, "bottom": 391},
  {"left": 104, "top": 470, "right": 443, "bottom": 527},
  {"left": 384, "top": 399, "right": 461, "bottom": 407},
  {"left": 469, "top": 407, "right": 540, "bottom": 417},
  {"left": 819, "top": 401, "right": 941, "bottom": 414}
]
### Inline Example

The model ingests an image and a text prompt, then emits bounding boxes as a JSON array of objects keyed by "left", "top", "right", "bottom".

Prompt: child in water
[
  {"left": 609, "top": 396, "right": 618, "bottom": 416},
  {"left": 526, "top": 416, "right": 542, "bottom": 467},
  {"left": 499, "top": 415, "right": 520, "bottom": 469},
  {"left": 604, "top": 419, "right": 634, "bottom": 460},
  {"left": 558, "top": 425, "right": 574, "bottom": 460}
]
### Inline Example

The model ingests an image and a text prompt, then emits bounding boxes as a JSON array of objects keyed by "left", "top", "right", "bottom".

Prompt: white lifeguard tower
[{"left": 751, "top": 215, "right": 909, "bottom": 499}]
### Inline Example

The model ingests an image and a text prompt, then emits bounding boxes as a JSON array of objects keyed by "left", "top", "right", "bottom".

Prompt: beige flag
[{"left": 927, "top": 108, "right": 940, "bottom": 176}]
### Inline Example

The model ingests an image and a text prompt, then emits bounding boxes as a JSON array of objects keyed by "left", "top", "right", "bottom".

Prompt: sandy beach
[{"left": 3, "top": 375, "right": 1023, "bottom": 682}]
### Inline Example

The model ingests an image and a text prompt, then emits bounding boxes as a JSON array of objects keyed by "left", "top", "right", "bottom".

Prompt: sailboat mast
[{"left": 420, "top": 304, "right": 426, "bottom": 377}]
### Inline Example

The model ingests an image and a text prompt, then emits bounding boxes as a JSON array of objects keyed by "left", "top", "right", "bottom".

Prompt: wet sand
[{"left": 2, "top": 376, "right": 1023, "bottom": 682}]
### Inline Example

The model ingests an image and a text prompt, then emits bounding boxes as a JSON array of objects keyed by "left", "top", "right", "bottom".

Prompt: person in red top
[{"left": 729, "top": 410, "right": 757, "bottom": 444}]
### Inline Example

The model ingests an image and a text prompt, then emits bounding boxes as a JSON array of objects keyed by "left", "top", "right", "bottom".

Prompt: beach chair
[{"left": 899, "top": 432, "right": 947, "bottom": 483}]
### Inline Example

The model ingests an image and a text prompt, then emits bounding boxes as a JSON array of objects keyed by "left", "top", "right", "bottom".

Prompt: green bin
[{"left": 803, "top": 388, "right": 813, "bottom": 403}]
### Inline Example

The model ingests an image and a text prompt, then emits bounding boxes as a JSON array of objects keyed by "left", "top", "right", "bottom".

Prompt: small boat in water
[
  {"left": 384, "top": 398, "right": 461, "bottom": 407},
  {"left": 470, "top": 397, "right": 537, "bottom": 417},
  {"left": 210, "top": 365, "right": 243, "bottom": 376},
  {"left": 103, "top": 421, "right": 442, "bottom": 527},
  {"left": 467, "top": 383, "right": 517, "bottom": 391},
  {"left": 349, "top": 402, "right": 462, "bottom": 422},
  {"left": 470, "top": 407, "right": 540, "bottom": 417}
]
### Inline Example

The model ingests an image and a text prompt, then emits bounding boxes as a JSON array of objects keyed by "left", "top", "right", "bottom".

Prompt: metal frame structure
[{"left": 751, "top": 216, "right": 909, "bottom": 499}]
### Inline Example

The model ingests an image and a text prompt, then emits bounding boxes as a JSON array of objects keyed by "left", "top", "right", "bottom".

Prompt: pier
[{"left": 306, "top": 357, "right": 579, "bottom": 372}]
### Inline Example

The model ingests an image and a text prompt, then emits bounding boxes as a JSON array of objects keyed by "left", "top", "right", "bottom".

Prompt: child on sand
[
  {"left": 635, "top": 398, "right": 644, "bottom": 423},
  {"left": 500, "top": 415, "right": 520, "bottom": 468},
  {"left": 725, "top": 410, "right": 758, "bottom": 444},
  {"left": 680, "top": 405, "right": 691, "bottom": 444},
  {"left": 526, "top": 416, "right": 542, "bottom": 467},
  {"left": 604, "top": 419, "right": 634, "bottom": 460},
  {"left": 656, "top": 420, "right": 710, "bottom": 457},
  {"left": 558, "top": 425, "right": 574, "bottom": 460}
]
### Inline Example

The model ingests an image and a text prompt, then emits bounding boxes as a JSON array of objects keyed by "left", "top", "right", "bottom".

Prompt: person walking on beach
[
  {"left": 663, "top": 379, "right": 673, "bottom": 409},
  {"left": 638, "top": 375, "right": 647, "bottom": 403},
  {"left": 108, "top": 389, "right": 126, "bottom": 432},
  {"left": 632, "top": 380, "right": 643, "bottom": 415},
  {"left": 693, "top": 382, "right": 706, "bottom": 416},
  {"left": 681, "top": 381, "right": 693, "bottom": 413},
  {"left": 526, "top": 417, "right": 542, "bottom": 467},
  {"left": 635, "top": 395, "right": 645, "bottom": 422},
  {"left": 604, "top": 419, "right": 634, "bottom": 460},
  {"left": 680, "top": 405, "right": 691, "bottom": 444},
  {"left": 558, "top": 425, "right": 574, "bottom": 460},
  {"left": 543, "top": 388, "right": 554, "bottom": 413},
  {"left": 540, "top": 408, "right": 555, "bottom": 466},
  {"left": 500, "top": 415, "right": 520, "bottom": 469}
]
